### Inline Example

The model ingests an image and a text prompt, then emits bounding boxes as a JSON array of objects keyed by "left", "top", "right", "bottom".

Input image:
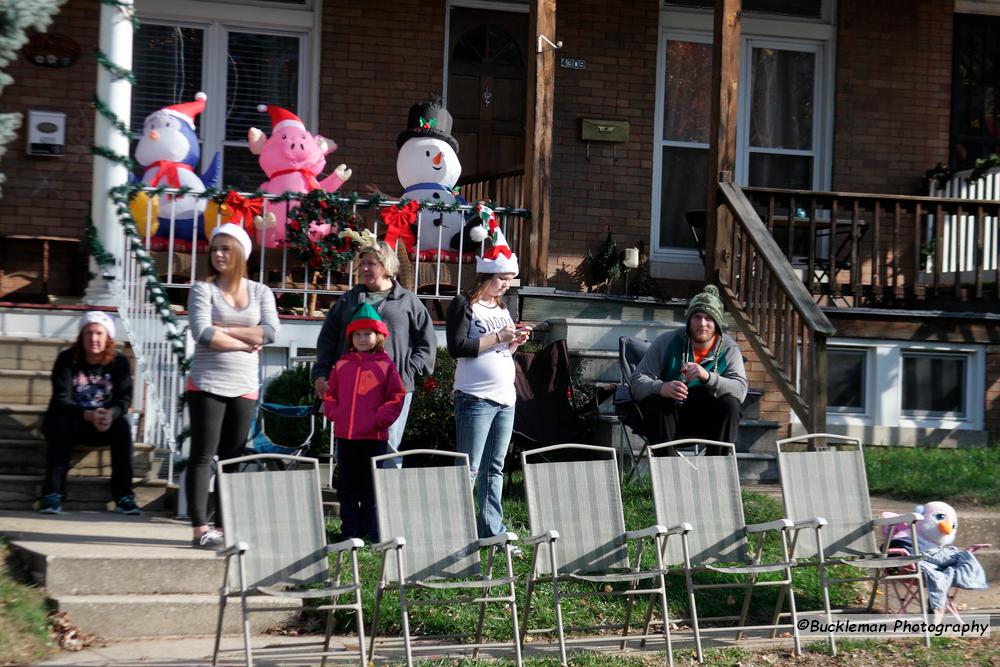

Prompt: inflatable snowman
[
  {"left": 395, "top": 99, "right": 470, "bottom": 255},
  {"left": 130, "top": 92, "right": 221, "bottom": 247}
]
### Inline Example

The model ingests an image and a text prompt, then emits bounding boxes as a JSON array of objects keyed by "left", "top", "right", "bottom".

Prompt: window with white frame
[
  {"left": 130, "top": 5, "right": 313, "bottom": 191},
  {"left": 652, "top": 5, "right": 833, "bottom": 259},
  {"left": 822, "top": 340, "right": 984, "bottom": 431}
]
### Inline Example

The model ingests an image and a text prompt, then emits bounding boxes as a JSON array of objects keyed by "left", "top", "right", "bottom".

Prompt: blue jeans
[
  {"left": 454, "top": 390, "right": 515, "bottom": 538},
  {"left": 381, "top": 391, "right": 413, "bottom": 469}
]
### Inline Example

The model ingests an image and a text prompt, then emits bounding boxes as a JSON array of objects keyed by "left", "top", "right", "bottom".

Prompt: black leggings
[
  {"left": 185, "top": 391, "right": 255, "bottom": 528},
  {"left": 42, "top": 414, "right": 134, "bottom": 500}
]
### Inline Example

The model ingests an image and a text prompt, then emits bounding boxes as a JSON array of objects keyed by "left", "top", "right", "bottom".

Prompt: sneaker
[
  {"left": 38, "top": 493, "right": 62, "bottom": 515},
  {"left": 114, "top": 495, "right": 141, "bottom": 515},
  {"left": 192, "top": 529, "right": 225, "bottom": 550}
]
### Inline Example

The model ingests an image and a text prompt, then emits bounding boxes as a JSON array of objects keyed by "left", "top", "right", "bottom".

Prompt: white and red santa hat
[
  {"left": 257, "top": 104, "right": 306, "bottom": 133},
  {"left": 473, "top": 204, "right": 519, "bottom": 275},
  {"left": 162, "top": 92, "right": 207, "bottom": 129}
]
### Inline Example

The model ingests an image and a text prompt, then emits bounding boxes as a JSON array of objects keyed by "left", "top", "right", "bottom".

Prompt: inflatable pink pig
[{"left": 249, "top": 104, "right": 352, "bottom": 248}]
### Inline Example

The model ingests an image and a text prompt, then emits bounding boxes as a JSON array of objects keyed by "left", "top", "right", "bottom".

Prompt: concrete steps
[
  {"left": 1, "top": 512, "right": 301, "bottom": 639},
  {"left": 0, "top": 403, "right": 45, "bottom": 438},
  {"left": 0, "top": 475, "right": 173, "bottom": 511},
  {"left": 0, "top": 439, "right": 158, "bottom": 478},
  {"left": 0, "top": 368, "right": 50, "bottom": 404},
  {"left": 0, "top": 336, "right": 73, "bottom": 371}
]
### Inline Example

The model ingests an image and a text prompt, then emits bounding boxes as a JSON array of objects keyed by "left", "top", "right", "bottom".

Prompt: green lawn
[
  {"left": 323, "top": 482, "right": 862, "bottom": 642},
  {"left": 865, "top": 446, "right": 1000, "bottom": 506},
  {"left": 0, "top": 538, "right": 52, "bottom": 665}
]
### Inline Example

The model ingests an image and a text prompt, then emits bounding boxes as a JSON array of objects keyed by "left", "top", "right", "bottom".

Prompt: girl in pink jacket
[{"left": 323, "top": 302, "right": 405, "bottom": 541}]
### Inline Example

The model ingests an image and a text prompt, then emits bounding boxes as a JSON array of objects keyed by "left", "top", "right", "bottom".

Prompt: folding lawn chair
[
  {"left": 369, "top": 449, "right": 522, "bottom": 667},
  {"left": 614, "top": 335, "right": 652, "bottom": 482},
  {"left": 645, "top": 439, "right": 800, "bottom": 662},
  {"left": 775, "top": 433, "right": 931, "bottom": 654},
  {"left": 212, "top": 453, "right": 366, "bottom": 667},
  {"left": 520, "top": 444, "right": 675, "bottom": 667}
]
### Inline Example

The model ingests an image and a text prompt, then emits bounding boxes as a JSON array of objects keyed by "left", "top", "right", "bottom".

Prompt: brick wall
[
  {"left": 317, "top": 1, "right": 445, "bottom": 196},
  {"left": 833, "top": 0, "right": 953, "bottom": 195},
  {"left": 546, "top": 0, "right": 659, "bottom": 289},
  {"left": 0, "top": 0, "right": 99, "bottom": 241}
]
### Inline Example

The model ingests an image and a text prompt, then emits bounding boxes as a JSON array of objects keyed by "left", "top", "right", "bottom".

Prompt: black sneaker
[
  {"left": 39, "top": 493, "right": 62, "bottom": 515},
  {"left": 115, "top": 495, "right": 141, "bottom": 515}
]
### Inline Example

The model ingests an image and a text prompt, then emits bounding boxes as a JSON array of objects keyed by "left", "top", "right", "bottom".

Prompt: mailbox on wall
[
  {"left": 580, "top": 118, "right": 630, "bottom": 143},
  {"left": 26, "top": 110, "right": 66, "bottom": 157}
]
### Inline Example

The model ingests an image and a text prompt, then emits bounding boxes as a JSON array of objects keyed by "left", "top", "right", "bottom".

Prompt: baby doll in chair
[{"left": 884, "top": 501, "right": 990, "bottom": 622}]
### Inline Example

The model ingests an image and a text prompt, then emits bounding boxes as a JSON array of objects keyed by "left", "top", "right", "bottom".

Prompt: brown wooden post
[
  {"left": 808, "top": 332, "right": 828, "bottom": 434},
  {"left": 705, "top": 0, "right": 741, "bottom": 285},
  {"left": 523, "top": 0, "right": 556, "bottom": 286}
]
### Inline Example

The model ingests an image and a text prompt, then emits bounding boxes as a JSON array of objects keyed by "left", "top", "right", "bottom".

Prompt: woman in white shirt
[{"left": 445, "top": 238, "right": 529, "bottom": 539}]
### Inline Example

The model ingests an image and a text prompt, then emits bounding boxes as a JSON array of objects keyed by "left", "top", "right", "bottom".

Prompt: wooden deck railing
[
  {"left": 743, "top": 186, "right": 1000, "bottom": 305},
  {"left": 717, "top": 182, "right": 837, "bottom": 432}
]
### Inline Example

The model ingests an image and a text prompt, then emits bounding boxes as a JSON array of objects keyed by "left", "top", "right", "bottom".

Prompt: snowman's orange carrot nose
[
  {"left": 149, "top": 130, "right": 160, "bottom": 140},
  {"left": 433, "top": 151, "right": 443, "bottom": 166},
  {"left": 938, "top": 521, "right": 953, "bottom": 535}
]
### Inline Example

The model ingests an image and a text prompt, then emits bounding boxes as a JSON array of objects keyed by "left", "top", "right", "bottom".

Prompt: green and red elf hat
[{"left": 346, "top": 302, "right": 390, "bottom": 337}]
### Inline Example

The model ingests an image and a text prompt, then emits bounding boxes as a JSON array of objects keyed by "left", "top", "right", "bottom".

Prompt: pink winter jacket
[{"left": 323, "top": 350, "right": 405, "bottom": 441}]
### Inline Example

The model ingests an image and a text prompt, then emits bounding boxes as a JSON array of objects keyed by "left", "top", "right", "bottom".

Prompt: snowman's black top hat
[{"left": 397, "top": 99, "right": 459, "bottom": 153}]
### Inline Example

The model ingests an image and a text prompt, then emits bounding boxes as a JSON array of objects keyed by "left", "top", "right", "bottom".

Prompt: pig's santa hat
[
  {"left": 163, "top": 92, "right": 207, "bottom": 129},
  {"left": 257, "top": 104, "right": 306, "bottom": 132}
]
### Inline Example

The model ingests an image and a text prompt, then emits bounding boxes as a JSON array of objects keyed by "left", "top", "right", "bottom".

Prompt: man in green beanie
[{"left": 629, "top": 284, "right": 747, "bottom": 452}]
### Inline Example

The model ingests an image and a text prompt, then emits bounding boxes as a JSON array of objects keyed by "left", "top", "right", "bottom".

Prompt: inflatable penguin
[{"left": 130, "top": 92, "right": 221, "bottom": 247}]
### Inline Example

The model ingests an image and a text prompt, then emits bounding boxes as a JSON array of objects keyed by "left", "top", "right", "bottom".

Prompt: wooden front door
[{"left": 448, "top": 7, "right": 527, "bottom": 179}]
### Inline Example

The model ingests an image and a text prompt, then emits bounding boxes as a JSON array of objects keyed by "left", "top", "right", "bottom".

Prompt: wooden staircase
[{"left": 0, "top": 337, "right": 172, "bottom": 512}]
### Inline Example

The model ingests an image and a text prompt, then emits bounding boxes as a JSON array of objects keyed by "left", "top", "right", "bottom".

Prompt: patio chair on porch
[
  {"left": 212, "top": 453, "right": 366, "bottom": 667},
  {"left": 614, "top": 335, "right": 652, "bottom": 481},
  {"left": 520, "top": 444, "right": 675, "bottom": 667},
  {"left": 369, "top": 449, "right": 522, "bottom": 667},
  {"left": 644, "top": 439, "right": 801, "bottom": 662},
  {"left": 775, "top": 433, "right": 931, "bottom": 655}
]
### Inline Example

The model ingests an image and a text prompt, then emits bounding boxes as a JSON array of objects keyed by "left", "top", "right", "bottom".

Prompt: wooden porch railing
[
  {"left": 717, "top": 182, "right": 837, "bottom": 432},
  {"left": 742, "top": 186, "right": 1000, "bottom": 305},
  {"left": 459, "top": 168, "right": 526, "bottom": 263}
]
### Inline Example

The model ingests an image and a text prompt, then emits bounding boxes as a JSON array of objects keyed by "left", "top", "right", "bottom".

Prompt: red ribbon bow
[
  {"left": 270, "top": 167, "right": 322, "bottom": 191},
  {"left": 382, "top": 200, "right": 420, "bottom": 253},
  {"left": 146, "top": 161, "right": 194, "bottom": 188},
  {"left": 223, "top": 191, "right": 262, "bottom": 235}
]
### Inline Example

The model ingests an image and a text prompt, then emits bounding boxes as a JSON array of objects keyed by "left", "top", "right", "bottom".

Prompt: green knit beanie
[{"left": 684, "top": 284, "right": 725, "bottom": 331}]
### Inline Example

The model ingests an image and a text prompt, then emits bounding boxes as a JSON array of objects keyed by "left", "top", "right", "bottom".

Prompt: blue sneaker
[
  {"left": 39, "top": 493, "right": 62, "bottom": 514},
  {"left": 114, "top": 495, "right": 141, "bottom": 515}
]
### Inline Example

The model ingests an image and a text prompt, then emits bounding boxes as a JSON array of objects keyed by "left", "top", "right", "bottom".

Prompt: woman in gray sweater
[{"left": 186, "top": 224, "right": 279, "bottom": 549}]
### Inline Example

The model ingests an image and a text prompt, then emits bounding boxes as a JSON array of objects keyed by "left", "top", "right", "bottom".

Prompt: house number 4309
[{"left": 560, "top": 58, "right": 586, "bottom": 70}]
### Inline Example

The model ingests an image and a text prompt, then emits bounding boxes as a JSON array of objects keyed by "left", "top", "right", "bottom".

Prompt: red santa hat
[
  {"left": 163, "top": 92, "right": 207, "bottom": 129},
  {"left": 476, "top": 226, "right": 519, "bottom": 275},
  {"left": 257, "top": 104, "right": 306, "bottom": 133}
]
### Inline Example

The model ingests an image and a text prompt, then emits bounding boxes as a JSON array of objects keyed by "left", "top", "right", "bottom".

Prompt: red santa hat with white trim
[
  {"left": 162, "top": 92, "right": 207, "bottom": 129},
  {"left": 472, "top": 204, "right": 519, "bottom": 275},
  {"left": 257, "top": 104, "right": 306, "bottom": 133}
]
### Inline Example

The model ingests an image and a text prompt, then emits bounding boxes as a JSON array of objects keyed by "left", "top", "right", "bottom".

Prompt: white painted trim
[
  {"left": 813, "top": 338, "right": 986, "bottom": 431},
  {"left": 135, "top": 0, "right": 315, "bottom": 29},
  {"left": 956, "top": 0, "right": 1000, "bottom": 16},
  {"left": 451, "top": 0, "right": 530, "bottom": 13}
]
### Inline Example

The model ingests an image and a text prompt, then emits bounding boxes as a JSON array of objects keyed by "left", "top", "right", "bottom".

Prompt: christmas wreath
[{"left": 283, "top": 190, "right": 365, "bottom": 272}]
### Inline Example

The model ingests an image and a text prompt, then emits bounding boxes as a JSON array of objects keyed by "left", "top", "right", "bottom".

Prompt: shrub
[{"left": 401, "top": 347, "right": 457, "bottom": 451}]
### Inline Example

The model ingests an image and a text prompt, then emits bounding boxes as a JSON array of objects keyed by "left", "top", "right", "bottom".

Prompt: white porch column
[{"left": 85, "top": 0, "right": 134, "bottom": 306}]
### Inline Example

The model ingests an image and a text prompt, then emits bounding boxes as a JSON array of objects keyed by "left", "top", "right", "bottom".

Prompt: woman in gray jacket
[
  {"left": 312, "top": 241, "right": 436, "bottom": 468},
  {"left": 186, "top": 224, "right": 279, "bottom": 548}
]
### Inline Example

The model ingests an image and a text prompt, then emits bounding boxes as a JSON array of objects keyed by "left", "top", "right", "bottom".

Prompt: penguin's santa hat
[
  {"left": 162, "top": 92, "right": 207, "bottom": 129},
  {"left": 257, "top": 104, "right": 306, "bottom": 133}
]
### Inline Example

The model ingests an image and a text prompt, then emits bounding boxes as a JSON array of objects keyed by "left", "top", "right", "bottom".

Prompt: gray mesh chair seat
[
  {"left": 370, "top": 449, "right": 522, "bottom": 667},
  {"left": 212, "top": 454, "right": 366, "bottom": 667},
  {"left": 644, "top": 439, "right": 801, "bottom": 663},
  {"left": 520, "top": 444, "right": 675, "bottom": 667},
  {"left": 776, "top": 433, "right": 931, "bottom": 655}
]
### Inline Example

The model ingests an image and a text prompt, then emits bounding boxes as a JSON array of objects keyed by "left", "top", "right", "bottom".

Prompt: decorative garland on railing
[{"left": 91, "top": 0, "right": 190, "bottom": 368}]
